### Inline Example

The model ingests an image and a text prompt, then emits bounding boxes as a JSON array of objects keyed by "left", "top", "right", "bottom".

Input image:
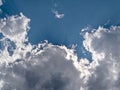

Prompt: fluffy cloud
[
  {"left": 0, "top": 13, "right": 31, "bottom": 64},
  {"left": 0, "top": 13, "right": 82, "bottom": 90},
  {"left": 0, "top": 45, "right": 82, "bottom": 90},
  {"left": 0, "top": 13, "right": 30, "bottom": 44},
  {"left": 82, "top": 26, "right": 120, "bottom": 90}
]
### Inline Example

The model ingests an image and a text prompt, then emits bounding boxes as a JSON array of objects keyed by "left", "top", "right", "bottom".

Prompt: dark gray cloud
[{"left": 0, "top": 47, "right": 81, "bottom": 90}]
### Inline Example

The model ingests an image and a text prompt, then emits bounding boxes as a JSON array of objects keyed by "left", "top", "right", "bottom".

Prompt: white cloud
[
  {"left": 0, "top": 13, "right": 31, "bottom": 64},
  {"left": 52, "top": 9, "right": 64, "bottom": 19},
  {"left": 0, "top": 13, "right": 82, "bottom": 90},
  {"left": 82, "top": 26, "right": 120, "bottom": 90},
  {"left": 0, "top": 13, "right": 30, "bottom": 45}
]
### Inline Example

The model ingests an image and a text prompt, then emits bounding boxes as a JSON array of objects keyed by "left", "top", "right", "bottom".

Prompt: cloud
[
  {"left": 82, "top": 26, "right": 120, "bottom": 90},
  {"left": 0, "top": 13, "right": 30, "bottom": 64},
  {"left": 0, "top": 13, "right": 30, "bottom": 44},
  {"left": 0, "top": 13, "right": 82, "bottom": 90},
  {"left": 52, "top": 9, "right": 64, "bottom": 19},
  {"left": 0, "top": 45, "right": 82, "bottom": 90},
  {"left": 1, "top": 13, "right": 120, "bottom": 90}
]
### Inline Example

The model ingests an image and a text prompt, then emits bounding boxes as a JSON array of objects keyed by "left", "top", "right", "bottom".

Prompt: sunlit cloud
[{"left": 0, "top": 13, "right": 82, "bottom": 90}]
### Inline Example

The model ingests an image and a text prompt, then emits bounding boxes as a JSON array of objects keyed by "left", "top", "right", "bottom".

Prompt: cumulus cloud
[
  {"left": 1, "top": 12, "right": 120, "bottom": 90},
  {"left": 82, "top": 26, "right": 120, "bottom": 90},
  {"left": 0, "top": 13, "right": 31, "bottom": 64},
  {"left": 0, "top": 13, "right": 30, "bottom": 44},
  {"left": 0, "top": 13, "right": 82, "bottom": 90},
  {"left": 0, "top": 45, "right": 82, "bottom": 90}
]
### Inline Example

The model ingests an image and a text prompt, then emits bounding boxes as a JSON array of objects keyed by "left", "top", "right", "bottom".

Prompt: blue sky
[{"left": 1, "top": 0, "right": 120, "bottom": 58}]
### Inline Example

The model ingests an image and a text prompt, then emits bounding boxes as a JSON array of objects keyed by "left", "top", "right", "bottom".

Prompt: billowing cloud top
[
  {"left": 82, "top": 26, "right": 120, "bottom": 90},
  {"left": 0, "top": 13, "right": 82, "bottom": 90}
]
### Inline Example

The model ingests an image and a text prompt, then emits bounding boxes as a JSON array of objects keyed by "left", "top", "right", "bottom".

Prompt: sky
[{"left": 0, "top": 0, "right": 120, "bottom": 90}]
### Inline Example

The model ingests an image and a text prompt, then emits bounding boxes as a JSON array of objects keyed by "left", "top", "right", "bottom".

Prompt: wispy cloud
[{"left": 52, "top": 9, "right": 64, "bottom": 19}]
